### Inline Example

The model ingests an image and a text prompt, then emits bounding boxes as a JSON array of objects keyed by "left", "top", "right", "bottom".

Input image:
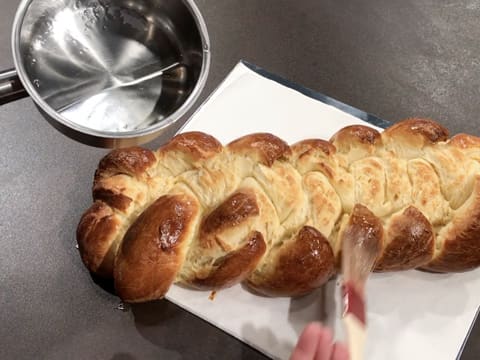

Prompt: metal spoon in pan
[{"left": 58, "top": 62, "right": 184, "bottom": 132}]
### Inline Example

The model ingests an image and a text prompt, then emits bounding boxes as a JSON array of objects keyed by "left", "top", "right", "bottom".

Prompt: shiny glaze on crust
[
  {"left": 200, "top": 191, "right": 259, "bottom": 249},
  {"left": 383, "top": 118, "right": 449, "bottom": 144},
  {"left": 375, "top": 206, "right": 434, "bottom": 271},
  {"left": 114, "top": 194, "right": 199, "bottom": 302},
  {"left": 192, "top": 231, "right": 266, "bottom": 290},
  {"left": 228, "top": 133, "right": 292, "bottom": 166},
  {"left": 160, "top": 131, "right": 223, "bottom": 160},
  {"left": 92, "top": 187, "right": 132, "bottom": 212},
  {"left": 345, "top": 205, "right": 383, "bottom": 250},
  {"left": 92, "top": 147, "right": 156, "bottom": 212},
  {"left": 247, "top": 226, "right": 335, "bottom": 297},
  {"left": 95, "top": 147, "right": 156, "bottom": 179},
  {"left": 77, "top": 200, "right": 121, "bottom": 277},
  {"left": 331, "top": 125, "right": 382, "bottom": 147},
  {"left": 341, "top": 204, "right": 383, "bottom": 282}
]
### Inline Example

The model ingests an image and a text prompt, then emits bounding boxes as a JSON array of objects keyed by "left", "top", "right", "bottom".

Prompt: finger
[
  {"left": 331, "top": 342, "right": 350, "bottom": 360},
  {"left": 314, "top": 326, "right": 333, "bottom": 360},
  {"left": 289, "top": 322, "right": 324, "bottom": 360}
]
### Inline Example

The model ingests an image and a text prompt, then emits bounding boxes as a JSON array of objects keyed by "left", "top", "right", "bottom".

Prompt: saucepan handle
[{"left": 0, "top": 68, "right": 28, "bottom": 105}]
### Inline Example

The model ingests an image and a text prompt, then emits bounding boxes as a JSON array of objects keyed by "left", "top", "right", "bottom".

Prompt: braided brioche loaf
[{"left": 77, "top": 118, "right": 480, "bottom": 303}]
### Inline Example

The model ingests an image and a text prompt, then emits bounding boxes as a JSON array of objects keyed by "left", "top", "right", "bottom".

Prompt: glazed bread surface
[{"left": 77, "top": 118, "right": 480, "bottom": 303}]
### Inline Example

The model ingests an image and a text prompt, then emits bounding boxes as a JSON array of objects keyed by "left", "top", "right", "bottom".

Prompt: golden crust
[
  {"left": 383, "top": 118, "right": 449, "bottom": 146},
  {"left": 331, "top": 125, "right": 382, "bottom": 151},
  {"left": 423, "top": 176, "right": 480, "bottom": 272},
  {"left": 160, "top": 131, "right": 223, "bottom": 160},
  {"left": 114, "top": 194, "right": 200, "bottom": 303},
  {"left": 95, "top": 146, "right": 157, "bottom": 180},
  {"left": 228, "top": 133, "right": 291, "bottom": 166},
  {"left": 77, "top": 118, "right": 480, "bottom": 302},
  {"left": 375, "top": 206, "right": 434, "bottom": 271},
  {"left": 199, "top": 191, "right": 260, "bottom": 249},
  {"left": 291, "top": 138, "right": 336, "bottom": 158},
  {"left": 340, "top": 204, "right": 384, "bottom": 277},
  {"left": 246, "top": 226, "right": 335, "bottom": 297},
  {"left": 76, "top": 201, "right": 122, "bottom": 278},
  {"left": 191, "top": 231, "right": 266, "bottom": 290},
  {"left": 92, "top": 187, "right": 132, "bottom": 212},
  {"left": 449, "top": 133, "right": 480, "bottom": 149}
]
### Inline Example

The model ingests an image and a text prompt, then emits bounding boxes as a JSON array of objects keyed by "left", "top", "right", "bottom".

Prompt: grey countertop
[{"left": 1, "top": 0, "right": 479, "bottom": 359}]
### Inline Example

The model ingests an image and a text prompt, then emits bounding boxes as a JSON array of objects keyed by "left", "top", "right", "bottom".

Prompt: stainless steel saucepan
[{"left": 0, "top": 0, "right": 210, "bottom": 147}]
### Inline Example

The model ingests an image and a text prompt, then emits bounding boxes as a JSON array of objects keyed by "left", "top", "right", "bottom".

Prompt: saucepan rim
[{"left": 11, "top": 0, "right": 211, "bottom": 142}]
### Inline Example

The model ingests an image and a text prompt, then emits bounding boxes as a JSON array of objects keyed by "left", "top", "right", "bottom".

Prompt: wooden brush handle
[{"left": 343, "top": 313, "right": 366, "bottom": 360}]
